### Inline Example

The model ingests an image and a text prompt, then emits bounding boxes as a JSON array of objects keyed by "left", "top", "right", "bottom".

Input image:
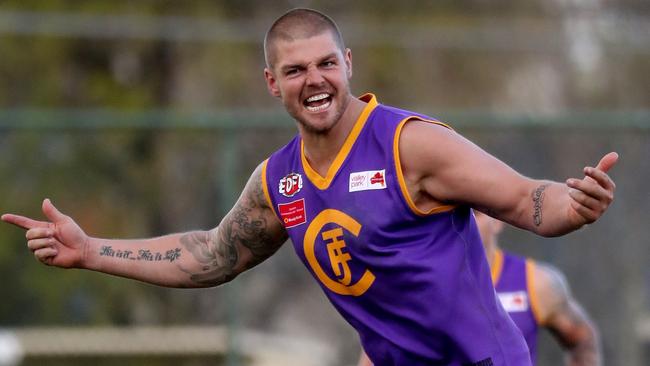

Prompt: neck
[{"left": 300, "top": 95, "right": 366, "bottom": 175}]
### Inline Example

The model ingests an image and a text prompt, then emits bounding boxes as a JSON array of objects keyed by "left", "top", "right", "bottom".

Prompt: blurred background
[{"left": 0, "top": 0, "right": 648, "bottom": 365}]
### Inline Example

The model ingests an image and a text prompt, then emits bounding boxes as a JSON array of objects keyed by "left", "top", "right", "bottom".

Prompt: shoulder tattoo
[
  {"left": 221, "top": 170, "right": 285, "bottom": 268},
  {"left": 179, "top": 168, "right": 286, "bottom": 286}
]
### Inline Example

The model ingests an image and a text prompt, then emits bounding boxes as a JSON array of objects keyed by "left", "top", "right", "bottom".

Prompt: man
[
  {"left": 2, "top": 8, "right": 617, "bottom": 366},
  {"left": 358, "top": 210, "right": 603, "bottom": 366}
]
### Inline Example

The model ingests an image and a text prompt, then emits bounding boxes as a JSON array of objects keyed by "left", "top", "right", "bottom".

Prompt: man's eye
[{"left": 285, "top": 68, "right": 303, "bottom": 76}]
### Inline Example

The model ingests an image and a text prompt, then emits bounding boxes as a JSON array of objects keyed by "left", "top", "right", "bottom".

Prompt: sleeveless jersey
[
  {"left": 492, "top": 250, "right": 541, "bottom": 364},
  {"left": 262, "top": 94, "right": 531, "bottom": 365}
]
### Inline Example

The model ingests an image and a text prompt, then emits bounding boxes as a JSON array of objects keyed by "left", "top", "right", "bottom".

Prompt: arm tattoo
[
  {"left": 532, "top": 183, "right": 550, "bottom": 226},
  {"left": 179, "top": 231, "right": 239, "bottom": 286},
  {"left": 219, "top": 170, "right": 286, "bottom": 268},
  {"left": 179, "top": 168, "right": 286, "bottom": 286},
  {"left": 99, "top": 245, "right": 182, "bottom": 262}
]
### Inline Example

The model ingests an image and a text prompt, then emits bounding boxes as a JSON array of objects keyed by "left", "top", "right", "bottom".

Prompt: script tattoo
[
  {"left": 179, "top": 168, "right": 286, "bottom": 286},
  {"left": 99, "top": 246, "right": 181, "bottom": 262},
  {"left": 532, "top": 183, "right": 550, "bottom": 226}
]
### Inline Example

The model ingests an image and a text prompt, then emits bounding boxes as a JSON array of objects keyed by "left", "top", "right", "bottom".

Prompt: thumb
[
  {"left": 595, "top": 152, "right": 619, "bottom": 173},
  {"left": 42, "top": 198, "right": 67, "bottom": 223}
]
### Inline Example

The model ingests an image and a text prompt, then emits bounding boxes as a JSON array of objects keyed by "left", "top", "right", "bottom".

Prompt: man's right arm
[{"left": 2, "top": 163, "right": 288, "bottom": 288}]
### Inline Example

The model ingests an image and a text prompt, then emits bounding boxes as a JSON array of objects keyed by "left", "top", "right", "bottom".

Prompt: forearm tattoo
[
  {"left": 532, "top": 183, "right": 550, "bottom": 226},
  {"left": 99, "top": 245, "right": 182, "bottom": 262},
  {"left": 179, "top": 169, "right": 286, "bottom": 286}
]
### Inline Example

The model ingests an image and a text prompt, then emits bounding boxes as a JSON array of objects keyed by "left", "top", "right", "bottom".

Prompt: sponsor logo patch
[
  {"left": 279, "top": 173, "right": 303, "bottom": 197},
  {"left": 278, "top": 199, "right": 307, "bottom": 228},
  {"left": 497, "top": 291, "right": 529, "bottom": 312},
  {"left": 349, "top": 170, "right": 387, "bottom": 192}
]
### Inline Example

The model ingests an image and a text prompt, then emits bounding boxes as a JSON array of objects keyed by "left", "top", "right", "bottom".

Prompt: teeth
[
  {"left": 306, "top": 93, "right": 330, "bottom": 102},
  {"left": 306, "top": 99, "right": 331, "bottom": 112}
]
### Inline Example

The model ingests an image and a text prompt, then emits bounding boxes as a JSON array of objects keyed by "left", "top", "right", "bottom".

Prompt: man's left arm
[
  {"left": 397, "top": 121, "right": 618, "bottom": 237},
  {"left": 534, "top": 263, "right": 602, "bottom": 366}
]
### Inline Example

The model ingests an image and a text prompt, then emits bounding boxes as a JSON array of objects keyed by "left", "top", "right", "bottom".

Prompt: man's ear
[
  {"left": 344, "top": 48, "right": 353, "bottom": 79},
  {"left": 264, "top": 68, "right": 281, "bottom": 98}
]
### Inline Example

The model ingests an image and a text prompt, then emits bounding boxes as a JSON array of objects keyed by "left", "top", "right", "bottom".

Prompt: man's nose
[{"left": 305, "top": 66, "right": 325, "bottom": 86}]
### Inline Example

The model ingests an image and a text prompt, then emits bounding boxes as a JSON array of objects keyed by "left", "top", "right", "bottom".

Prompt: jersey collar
[{"left": 301, "top": 93, "right": 378, "bottom": 190}]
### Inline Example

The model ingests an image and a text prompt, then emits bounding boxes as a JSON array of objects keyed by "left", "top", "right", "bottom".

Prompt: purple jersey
[
  {"left": 492, "top": 250, "right": 541, "bottom": 364},
  {"left": 262, "top": 94, "right": 531, "bottom": 365}
]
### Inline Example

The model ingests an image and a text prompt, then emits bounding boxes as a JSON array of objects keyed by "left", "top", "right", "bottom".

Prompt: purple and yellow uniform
[
  {"left": 492, "top": 249, "right": 542, "bottom": 364},
  {"left": 262, "top": 94, "right": 531, "bottom": 365}
]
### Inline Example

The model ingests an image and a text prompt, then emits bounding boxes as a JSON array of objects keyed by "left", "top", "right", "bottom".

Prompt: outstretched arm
[
  {"left": 1, "top": 163, "right": 288, "bottom": 288},
  {"left": 398, "top": 121, "right": 618, "bottom": 236},
  {"left": 534, "top": 263, "right": 602, "bottom": 366}
]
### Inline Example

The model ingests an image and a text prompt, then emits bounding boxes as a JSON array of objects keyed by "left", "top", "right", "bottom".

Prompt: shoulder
[
  {"left": 397, "top": 117, "right": 505, "bottom": 202},
  {"left": 398, "top": 119, "right": 462, "bottom": 173},
  {"left": 244, "top": 161, "right": 278, "bottom": 214}
]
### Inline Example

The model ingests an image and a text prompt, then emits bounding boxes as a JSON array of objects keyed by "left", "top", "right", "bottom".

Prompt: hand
[
  {"left": 566, "top": 152, "right": 618, "bottom": 225},
  {"left": 1, "top": 199, "right": 88, "bottom": 268}
]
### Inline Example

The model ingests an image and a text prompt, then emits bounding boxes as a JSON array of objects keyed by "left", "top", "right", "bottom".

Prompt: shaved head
[{"left": 264, "top": 8, "right": 346, "bottom": 69}]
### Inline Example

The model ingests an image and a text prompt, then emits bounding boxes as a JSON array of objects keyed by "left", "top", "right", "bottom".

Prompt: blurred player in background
[
  {"left": 2, "top": 8, "right": 617, "bottom": 366},
  {"left": 476, "top": 211, "right": 602, "bottom": 366},
  {"left": 358, "top": 211, "right": 602, "bottom": 366}
]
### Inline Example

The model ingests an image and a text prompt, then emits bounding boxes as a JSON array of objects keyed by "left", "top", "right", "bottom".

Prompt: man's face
[{"left": 264, "top": 32, "right": 353, "bottom": 134}]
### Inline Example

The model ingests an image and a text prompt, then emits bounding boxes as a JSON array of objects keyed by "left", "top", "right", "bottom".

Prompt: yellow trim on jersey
[
  {"left": 261, "top": 159, "right": 280, "bottom": 221},
  {"left": 393, "top": 118, "right": 456, "bottom": 216},
  {"left": 491, "top": 249, "right": 504, "bottom": 285},
  {"left": 301, "top": 93, "right": 378, "bottom": 190},
  {"left": 526, "top": 259, "right": 544, "bottom": 325}
]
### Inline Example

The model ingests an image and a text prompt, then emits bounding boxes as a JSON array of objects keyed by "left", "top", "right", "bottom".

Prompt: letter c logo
[{"left": 303, "top": 209, "right": 375, "bottom": 296}]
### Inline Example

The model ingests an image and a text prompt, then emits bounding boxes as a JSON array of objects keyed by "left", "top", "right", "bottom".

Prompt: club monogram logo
[{"left": 303, "top": 209, "right": 375, "bottom": 296}]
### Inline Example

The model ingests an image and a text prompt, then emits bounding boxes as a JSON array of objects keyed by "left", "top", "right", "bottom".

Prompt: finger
[
  {"left": 594, "top": 152, "right": 619, "bottom": 173},
  {"left": 34, "top": 247, "right": 58, "bottom": 263},
  {"left": 571, "top": 201, "right": 599, "bottom": 224},
  {"left": 27, "top": 237, "right": 56, "bottom": 251},
  {"left": 566, "top": 178, "right": 613, "bottom": 206},
  {"left": 26, "top": 227, "right": 55, "bottom": 240},
  {"left": 569, "top": 200, "right": 598, "bottom": 224},
  {"left": 568, "top": 188, "right": 606, "bottom": 214},
  {"left": 583, "top": 166, "right": 616, "bottom": 193},
  {"left": 42, "top": 199, "right": 68, "bottom": 223},
  {"left": 1, "top": 214, "right": 50, "bottom": 230}
]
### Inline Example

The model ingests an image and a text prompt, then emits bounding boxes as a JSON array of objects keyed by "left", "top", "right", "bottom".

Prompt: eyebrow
[
  {"left": 279, "top": 52, "right": 339, "bottom": 72},
  {"left": 318, "top": 53, "right": 338, "bottom": 62}
]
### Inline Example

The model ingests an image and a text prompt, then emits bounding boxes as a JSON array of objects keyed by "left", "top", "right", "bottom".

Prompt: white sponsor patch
[
  {"left": 279, "top": 173, "right": 303, "bottom": 197},
  {"left": 497, "top": 291, "right": 529, "bottom": 313},
  {"left": 349, "top": 170, "right": 387, "bottom": 192}
]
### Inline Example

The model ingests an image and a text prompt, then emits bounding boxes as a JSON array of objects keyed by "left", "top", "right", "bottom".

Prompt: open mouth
[{"left": 303, "top": 93, "right": 332, "bottom": 112}]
